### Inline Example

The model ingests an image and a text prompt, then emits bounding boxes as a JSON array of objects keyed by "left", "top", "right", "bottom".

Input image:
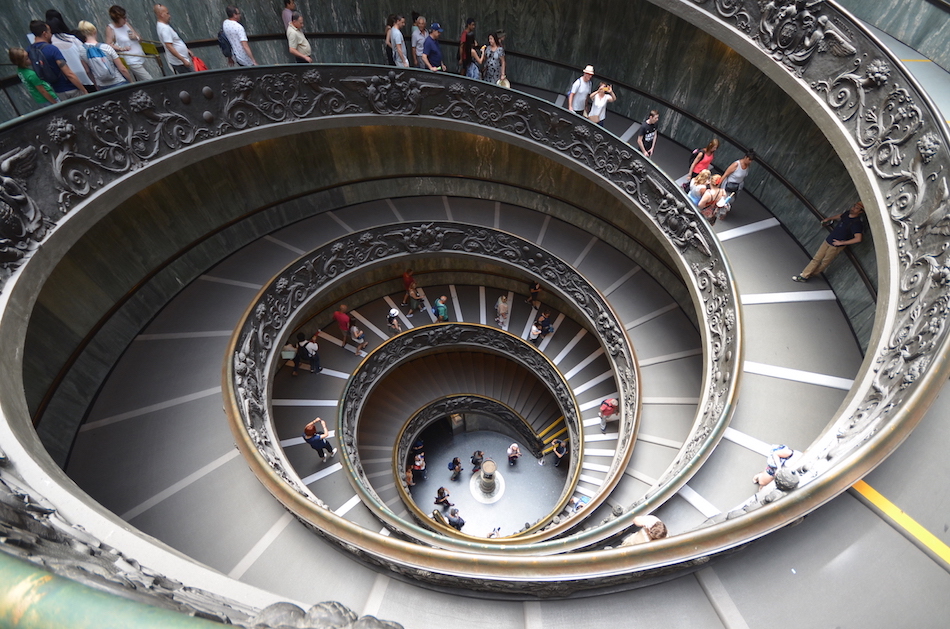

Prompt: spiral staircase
[{"left": 1, "top": 2, "right": 949, "bottom": 628}]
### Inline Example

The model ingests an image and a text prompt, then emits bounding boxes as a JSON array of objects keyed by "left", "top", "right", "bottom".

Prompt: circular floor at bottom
[{"left": 407, "top": 427, "right": 570, "bottom": 538}]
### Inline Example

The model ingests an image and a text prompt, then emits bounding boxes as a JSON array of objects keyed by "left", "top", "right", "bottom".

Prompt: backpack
[
  {"left": 448, "top": 460, "right": 455, "bottom": 470},
  {"left": 217, "top": 29, "right": 233, "bottom": 59},
  {"left": 28, "top": 43, "right": 59, "bottom": 85},
  {"left": 84, "top": 43, "right": 117, "bottom": 84}
]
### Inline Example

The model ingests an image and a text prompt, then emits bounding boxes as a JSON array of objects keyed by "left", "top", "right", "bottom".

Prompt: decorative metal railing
[
  {"left": 345, "top": 334, "right": 581, "bottom": 538},
  {"left": 228, "top": 222, "right": 646, "bottom": 546},
  {"left": 653, "top": 0, "right": 950, "bottom": 495},
  {"left": 2, "top": 63, "right": 742, "bottom": 596},
  {"left": 11, "top": 0, "right": 948, "bottom": 600}
]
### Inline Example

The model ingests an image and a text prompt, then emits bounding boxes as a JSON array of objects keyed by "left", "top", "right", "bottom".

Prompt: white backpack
[{"left": 85, "top": 43, "right": 117, "bottom": 85}]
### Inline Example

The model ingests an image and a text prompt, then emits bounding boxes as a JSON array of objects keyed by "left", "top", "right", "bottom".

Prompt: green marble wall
[
  {"left": 2, "top": 0, "right": 875, "bottom": 348},
  {"left": 837, "top": 0, "right": 950, "bottom": 71}
]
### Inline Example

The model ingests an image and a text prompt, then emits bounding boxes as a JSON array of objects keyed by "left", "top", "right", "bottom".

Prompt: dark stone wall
[
  {"left": 3, "top": 0, "right": 873, "bottom": 333},
  {"left": 29, "top": 123, "right": 687, "bottom": 464}
]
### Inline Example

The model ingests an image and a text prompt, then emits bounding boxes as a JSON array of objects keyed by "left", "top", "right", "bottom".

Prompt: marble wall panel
[{"left": 837, "top": 0, "right": 950, "bottom": 71}]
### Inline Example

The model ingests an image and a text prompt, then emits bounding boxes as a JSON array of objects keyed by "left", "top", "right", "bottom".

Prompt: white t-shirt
[
  {"left": 85, "top": 43, "right": 124, "bottom": 87},
  {"left": 222, "top": 19, "right": 253, "bottom": 66},
  {"left": 156, "top": 21, "right": 188, "bottom": 66},
  {"left": 51, "top": 33, "right": 93, "bottom": 84},
  {"left": 588, "top": 92, "right": 611, "bottom": 120},
  {"left": 109, "top": 23, "right": 145, "bottom": 67},
  {"left": 569, "top": 77, "right": 592, "bottom": 112},
  {"left": 391, "top": 27, "right": 408, "bottom": 67}
]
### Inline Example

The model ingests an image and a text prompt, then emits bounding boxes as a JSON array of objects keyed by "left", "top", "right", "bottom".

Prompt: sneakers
[
  {"left": 791, "top": 274, "right": 808, "bottom": 283},
  {"left": 328, "top": 448, "right": 336, "bottom": 458},
  {"left": 406, "top": 313, "right": 414, "bottom": 318}
]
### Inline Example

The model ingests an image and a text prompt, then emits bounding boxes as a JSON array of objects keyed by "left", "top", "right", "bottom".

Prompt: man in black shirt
[
  {"left": 636, "top": 109, "right": 659, "bottom": 157},
  {"left": 792, "top": 201, "right": 865, "bottom": 282}
]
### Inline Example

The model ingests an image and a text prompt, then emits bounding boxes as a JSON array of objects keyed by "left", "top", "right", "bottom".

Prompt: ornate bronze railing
[
  {"left": 347, "top": 336, "right": 581, "bottom": 539},
  {"left": 228, "top": 222, "right": 647, "bottom": 546},
  {"left": 1, "top": 63, "right": 741, "bottom": 594}
]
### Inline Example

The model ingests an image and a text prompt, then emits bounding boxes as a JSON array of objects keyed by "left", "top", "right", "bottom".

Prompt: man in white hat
[{"left": 567, "top": 65, "right": 595, "bottom": 117}]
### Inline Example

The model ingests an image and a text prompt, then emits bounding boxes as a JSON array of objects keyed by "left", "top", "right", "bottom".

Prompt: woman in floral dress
[{"left": 482, "top": 32, "right": 506, "bottom": 85}]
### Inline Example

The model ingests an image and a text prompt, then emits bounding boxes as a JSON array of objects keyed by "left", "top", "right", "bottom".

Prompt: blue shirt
[
  {"left": 422, "top": 36, "right": 442, "bottom": 69},
  {"left": 826, "top": 212, "right": 864, "bottom": 245},
  {"left": 30, "top": 42, "right": 71, "bottom": 93}
]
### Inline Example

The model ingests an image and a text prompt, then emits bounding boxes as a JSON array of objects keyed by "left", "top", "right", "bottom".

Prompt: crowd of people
[{"left": 383, "top": 13, "right": 507, "bottom": 86}]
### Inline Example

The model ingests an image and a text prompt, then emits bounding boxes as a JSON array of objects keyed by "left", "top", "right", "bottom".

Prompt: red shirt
[
  {"left": 402, "top": 271, "right": 413, "bottom": 291},
  {"left": 692, "top": 150, "right": 716, "bottom": 174},
  {"left": 333, "top": 310, "right": 350, "bottom": 332}
]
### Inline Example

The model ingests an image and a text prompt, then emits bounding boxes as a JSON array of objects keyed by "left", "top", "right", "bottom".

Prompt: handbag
[
  {"left": 280, "top": 345, "right": 296, "bottom": 360},
  {"left": 191, "top": 55, "right": 208, "bottom": 71},
  {"left": 724, "top": 181, "right": 740, "bottom": 193}
]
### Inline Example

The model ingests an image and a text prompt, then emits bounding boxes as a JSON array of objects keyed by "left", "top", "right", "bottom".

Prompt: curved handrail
[
  {"left": 0, "top": 0, "right": 946, "bottom": 620},
  {"left": 392, "top": 394, "right": 565, "bottom": 537},
  {"left": 0, "top": 28, "right": 876, "bottom": 301},
  {"left": 0, "top": 64, "right": 740, "bottom": 592},
  {"left": 228, "top": 221, "right": 649, "bottom": 547},
  {"left": 344, "top": 331, "right": 581, "bottom": 540},
  {"left": 0, "top": 60, "right": 740, "bottom": 588}
]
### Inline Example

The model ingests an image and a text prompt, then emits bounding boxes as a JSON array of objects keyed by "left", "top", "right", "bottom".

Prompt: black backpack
[
  {"left": 28, "top": 43, "right": 59, "bottom": 85},
  {"left": 217, "top": 29, "right": 233, "bottom": 59}
]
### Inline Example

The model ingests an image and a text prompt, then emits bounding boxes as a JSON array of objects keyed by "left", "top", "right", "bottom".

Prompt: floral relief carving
[
  {"left": 688, "top": 0, "right": 950, "bottom": 488},
  {"left": 342, "top": 69, "right": 444, "bottom": 114},
  {"left": 754, "top": 0, "right": 855, "bottom": 74},
  {"left": 0, "top": 147, "right": 49, "bottom": 280}
]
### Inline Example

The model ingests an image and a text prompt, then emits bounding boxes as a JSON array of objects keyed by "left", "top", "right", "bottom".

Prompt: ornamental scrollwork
[
  {"left": 0, "top": 448, "right": 397, "bottom": 628},
  {"left": 41, "top": 92, "right": 211, "bottom": 211},
  {"left": 429, "top": 82, "right": 533, "bottom": 135},
  {"left": 754, "top": 0, "right": 855, "bottom": 74},
  {"left": 0, "top": 147, "right": 50, "bottom": 281},
  {"left": 232, "top": 222, "right": 654, "bottom": 537},
  {"left": 687, "top": 0, "right": 950, "bottom": 485},
  {"left": 342, "top": 69, "right": 443, "bottom": 114},
  {"left": 647, "top": 176, "right": 712, "bottom": 256},
  {"left": 222, "top": 72, "right": 361, "bottom": 130}
]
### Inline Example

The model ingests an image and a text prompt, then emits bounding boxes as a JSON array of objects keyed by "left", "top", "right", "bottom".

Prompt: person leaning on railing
[
  {"left": 105, "top": 5, "right": 153, "bottom": 81},
  {"left": 792, "top": 201, "right": 865, "bottom": 283}
]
